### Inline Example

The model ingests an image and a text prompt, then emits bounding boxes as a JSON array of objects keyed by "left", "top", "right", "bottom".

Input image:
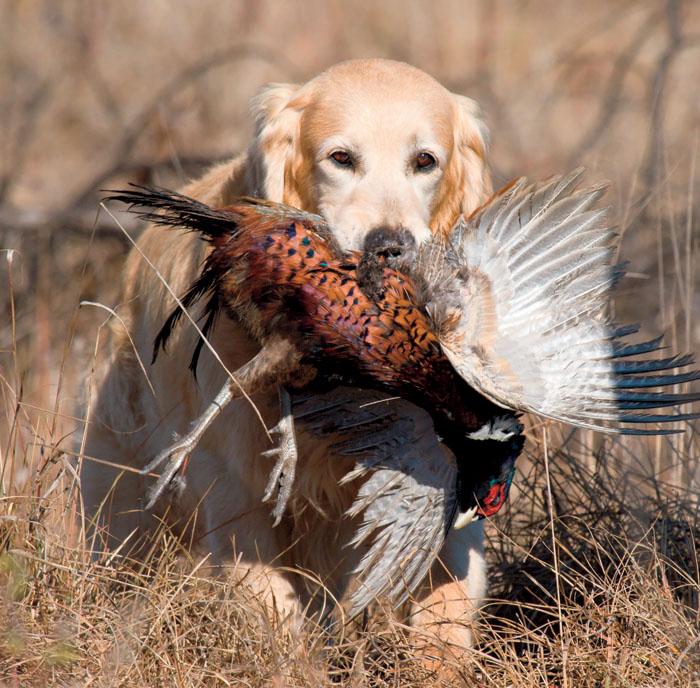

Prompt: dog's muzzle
[{"left": 356, "top": 226, "right": 417, "bottom": 300}]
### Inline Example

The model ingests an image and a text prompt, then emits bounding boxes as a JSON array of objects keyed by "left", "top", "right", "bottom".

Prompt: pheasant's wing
[
  {"left": 421, "top": 168, "right": 700, "bottom": 434},
  {"left": 293, "top": 388, "right": 456, "bottom": 618}
]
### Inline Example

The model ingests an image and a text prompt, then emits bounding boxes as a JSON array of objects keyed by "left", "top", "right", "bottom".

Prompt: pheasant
[
  {"left": 105, "top": 187, "right": 525, "bottom": 531},
  {"left": 106, "top": 169, "right": 700, "bottom": 543}
]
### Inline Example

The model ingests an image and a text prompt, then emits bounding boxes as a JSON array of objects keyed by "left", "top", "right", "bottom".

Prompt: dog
[{"left": 81, "top": 58, "right": 493, "bottom": 653}]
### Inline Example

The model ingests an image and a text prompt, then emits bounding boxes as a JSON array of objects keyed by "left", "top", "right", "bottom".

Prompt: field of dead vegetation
[{"left": 1, "top": 1, "right": 699, "bottom": 685}]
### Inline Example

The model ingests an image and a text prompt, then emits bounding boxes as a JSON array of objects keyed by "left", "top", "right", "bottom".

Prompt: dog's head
[{"left": 244, "top": 58, "right": 491, "bottom": 259}]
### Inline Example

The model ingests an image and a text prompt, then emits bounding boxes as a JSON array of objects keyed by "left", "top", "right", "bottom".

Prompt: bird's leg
[
  {"left": 141, "top": 380, "right": 236, "bottom": 509},
  {"left": 142, "top": 337, "right": 305, "bottom": 510},
  {"left": 262, "top": 385, "right": 298, "bottom": 526}
]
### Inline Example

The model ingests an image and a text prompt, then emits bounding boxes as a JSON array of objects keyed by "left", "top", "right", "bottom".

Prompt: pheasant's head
[{"left": 451, "top": 415, "right": 524, "bottom": 529}]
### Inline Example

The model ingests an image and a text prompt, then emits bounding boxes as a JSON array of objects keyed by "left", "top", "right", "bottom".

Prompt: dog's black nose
[
  {"left": 357, "top": 227, "right": 416, "bottom": 300},
  {"left": 362, "top": 226, "right": 416, "bottom": 263}
]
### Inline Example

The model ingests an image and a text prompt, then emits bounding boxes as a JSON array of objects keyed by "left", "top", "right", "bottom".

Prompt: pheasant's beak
[{"left": 453, "top": 505, "right": 478, "bottom": 530}]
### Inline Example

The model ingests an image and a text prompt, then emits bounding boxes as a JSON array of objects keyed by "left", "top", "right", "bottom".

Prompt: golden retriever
[{"left": 81, "top": 58, "right": 492, "bottom": 653}]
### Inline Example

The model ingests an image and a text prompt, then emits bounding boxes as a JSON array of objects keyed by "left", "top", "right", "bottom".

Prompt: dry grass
[
  {"left": 2, "top": 0, "right": 700, "bottom": 685},
  {"left": 1, "top": 409, "right": 699, "bottom": 686}
]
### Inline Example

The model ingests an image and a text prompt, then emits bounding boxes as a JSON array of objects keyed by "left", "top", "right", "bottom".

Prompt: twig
[
  {"left": 0, "top": 205, "right": 141, "bottom": 242},
  {"left": 80, "top": 301, "right": 156, "bottom": 398}
]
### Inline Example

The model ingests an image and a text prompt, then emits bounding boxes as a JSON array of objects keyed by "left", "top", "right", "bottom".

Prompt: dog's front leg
[{"left": 409, "top": 520, "right": 486, "bottom": 668}]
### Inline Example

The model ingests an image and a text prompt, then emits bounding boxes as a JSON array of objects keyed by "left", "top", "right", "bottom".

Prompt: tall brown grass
[{"left": 1, "top": 1, "right": 699, "bottom": 685}]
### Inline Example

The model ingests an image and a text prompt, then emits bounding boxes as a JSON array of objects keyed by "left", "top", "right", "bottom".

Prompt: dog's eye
[
  {"left": 330, "top": 151, "right": 353, "bottom": 168},
  {"left": 415, "top": 152, "right": 437, "bottom": 171}
]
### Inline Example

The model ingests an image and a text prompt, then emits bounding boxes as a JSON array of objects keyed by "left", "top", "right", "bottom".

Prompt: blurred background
[{"left": 1, "top": 2, "right": 699, "bottom": 684}]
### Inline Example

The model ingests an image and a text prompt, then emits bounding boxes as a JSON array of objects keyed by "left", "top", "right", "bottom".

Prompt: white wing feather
[{"left": 421, "top": 169, "right": 700, "bottom": 434}]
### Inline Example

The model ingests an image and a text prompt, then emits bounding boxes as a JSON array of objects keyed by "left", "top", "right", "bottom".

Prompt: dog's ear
[
  {"left": 431, "top": 95, "right": 492, "bottom": 235},
  {"left": 245, "top": 82, "right": 313, "bottom": 208}
]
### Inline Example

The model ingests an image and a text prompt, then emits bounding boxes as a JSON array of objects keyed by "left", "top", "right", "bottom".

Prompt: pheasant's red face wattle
[{"left": 477, "top": 481, "right": 507, "bottom": 517}]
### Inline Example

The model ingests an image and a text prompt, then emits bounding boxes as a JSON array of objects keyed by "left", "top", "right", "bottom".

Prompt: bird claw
[
  {"left": 140, "top": 380, "right": 237, "bottom": 511},
  {"left": 141, "top": 434, "right": 192, "bottom": 510},
  {"left": 262, "top": 411, "right": 298, "bottom": 527}
]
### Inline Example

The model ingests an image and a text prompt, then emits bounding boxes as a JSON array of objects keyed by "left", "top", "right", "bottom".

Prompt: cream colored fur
[{"left": 81, "top": 58, "right": 492, "bottom": 652}]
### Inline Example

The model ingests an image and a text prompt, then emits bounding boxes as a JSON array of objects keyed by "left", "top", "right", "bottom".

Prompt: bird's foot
[
  {"left": 262, "top": 400, "right": 298, "bottom": 527},
  {"left": 141, "top": 434, "right": 195, "bottom": 509},
  {"left": 140, "top": 380, "right": 238, "bottom": 510}
]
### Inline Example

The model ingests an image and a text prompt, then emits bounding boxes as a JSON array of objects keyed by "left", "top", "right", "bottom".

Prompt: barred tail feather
[{"left": 103, "top": 185, "right": 248, "bottom": 240}]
